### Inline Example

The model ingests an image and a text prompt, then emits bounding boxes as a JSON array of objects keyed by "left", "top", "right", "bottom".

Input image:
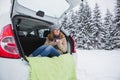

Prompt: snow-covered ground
[{"left": 75, "top": 49, "right": 120, "bottom": 80}]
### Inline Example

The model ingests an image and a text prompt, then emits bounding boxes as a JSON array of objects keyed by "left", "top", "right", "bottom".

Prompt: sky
[{"left": 87, "top": 0, "right": 116, "bottom": 17}]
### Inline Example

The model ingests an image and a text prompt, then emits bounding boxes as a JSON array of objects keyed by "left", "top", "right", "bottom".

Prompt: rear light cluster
[
  {"left": 69, "top": 35, "right": 76, "bottom": 53},
  {"left": 0, "top": 24, "right": 20, "bottom": 58}
]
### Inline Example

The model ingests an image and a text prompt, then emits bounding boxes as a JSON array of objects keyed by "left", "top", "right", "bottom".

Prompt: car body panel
[
  {"left": 11, "top": 0, "right": 81, "bottom": 24},
  {"left": 11, "top": 0, "right": 58, "bottom": 24},
  {"left": 0, "top": 0, "right": 11, "bottom": 30},
  {"left": 0, "top": 58, "right": 29, "bottom": 80},
  {"left": 17, "top": 0, "right": 70, "bottom": 18}
]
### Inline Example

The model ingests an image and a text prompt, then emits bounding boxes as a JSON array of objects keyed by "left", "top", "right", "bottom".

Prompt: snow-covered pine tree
[
  {"left": 73, "top": 1, "right": 94, "bottom": 49},
  {"left": 114, "top": 0, "right": 120, "bottom": 35},
  {"left": 61, "top": 10, "right": 73, "bottom": 30},
  {"left": 104, "top": 9, "right": 114, "bottom": 49},
  {"left": 83, "top": 2, "right": 94, "bottom": 49},
  {"left": 68, "top": 11, "right": 78, "bottom": 38},
  {"left": 92, "top": 3, "right": 105, "bottom": 49},
  {"left": 112, "top": 0, "right": 120, "bottom": 49},
  {"left": 63, "top": 10, "right": 78, "bottom": 38},
  {"left": 61, "top": 16, "right": 68, "bottom": 30},
  {"left": 61, "top": 10, "right": 78, "bottom": 42},
  {"left": 75, "top": 1, "right": 92, "bottom": 49},
  {"left": 73, "top": 2, "right": 86, "bottom": 49}
]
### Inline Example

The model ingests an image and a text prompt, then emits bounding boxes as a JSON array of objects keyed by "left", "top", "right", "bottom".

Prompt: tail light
[
  {"left": 0, "top": 24, "right": 20, "bottom": 58},
  {"left": 69, "top": 35, "right": 76, "bottom": 53}
]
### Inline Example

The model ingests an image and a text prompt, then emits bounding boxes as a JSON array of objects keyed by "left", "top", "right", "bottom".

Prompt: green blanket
[{"left": 27, "top": 54, "right": 76, "bottom": 80}]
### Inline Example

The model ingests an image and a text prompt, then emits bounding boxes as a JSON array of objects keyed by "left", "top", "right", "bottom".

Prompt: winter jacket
[{"left": 44, "top": 37, "right": 67, "bottom": 54}]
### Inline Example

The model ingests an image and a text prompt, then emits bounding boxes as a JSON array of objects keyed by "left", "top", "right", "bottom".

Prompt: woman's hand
[{"left": 55, "top": 39, "right": 62, "bottom": 44}]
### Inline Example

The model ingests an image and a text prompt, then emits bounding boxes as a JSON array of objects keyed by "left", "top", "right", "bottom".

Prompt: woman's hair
[{"left": 47, "top": 31, "right": 65, "bottom": 41}]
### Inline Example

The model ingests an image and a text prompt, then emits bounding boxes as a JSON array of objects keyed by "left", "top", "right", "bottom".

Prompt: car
[{"left": 0, "top": 0, "right": 81, "bottom": 80}]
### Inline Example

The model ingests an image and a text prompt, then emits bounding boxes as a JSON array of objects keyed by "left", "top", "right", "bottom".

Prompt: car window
[
  {"left": 29, "top": 31, "right": 35, "bottom": 36},
  {"left": 25, "top": 29, "right": 50, "bottom": 38},
  {"left": 17, "top": 0, "right": 70, "bottom": 18},
  {"left": 18, "top": 31, "right": 27, "bottom": 36},
  {"left": 38, "top": 29, "right": 49, "bottom": 38}
]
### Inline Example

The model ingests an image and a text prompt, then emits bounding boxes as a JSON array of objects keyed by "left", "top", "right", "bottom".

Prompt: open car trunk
[
  {"left": 11, "top": 0, "right": 80, "bottom": 57},
  {"left": 12, "top": 16, "right": 72, "bottom": 56}
]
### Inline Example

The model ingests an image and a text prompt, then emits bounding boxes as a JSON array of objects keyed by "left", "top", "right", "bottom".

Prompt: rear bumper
[{"left": 0, "top": 58, "right": 29, "bottom": 80}]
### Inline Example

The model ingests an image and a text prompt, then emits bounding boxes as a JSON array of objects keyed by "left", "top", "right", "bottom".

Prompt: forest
[{"left": 60, "top": 0, "right": 120, "bottom": 50}]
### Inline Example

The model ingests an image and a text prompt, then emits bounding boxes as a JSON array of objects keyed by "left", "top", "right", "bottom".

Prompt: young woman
[{"left": 30, "top": 24, "right": 67, "bottom": 57}]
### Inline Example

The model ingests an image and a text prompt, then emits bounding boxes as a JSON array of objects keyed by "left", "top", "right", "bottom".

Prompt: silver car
[{"left": 0, "top": 0, "right": 80, "bottom": 80}]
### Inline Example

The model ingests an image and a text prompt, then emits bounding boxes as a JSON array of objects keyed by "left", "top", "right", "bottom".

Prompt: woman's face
[{"left": 53, "top": 28, "right": 60, "bottom": 36}]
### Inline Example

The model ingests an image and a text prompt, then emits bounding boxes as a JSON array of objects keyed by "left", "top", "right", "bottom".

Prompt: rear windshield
[{"left": 18, "top": 0, "right": 70, "bottom": 18}]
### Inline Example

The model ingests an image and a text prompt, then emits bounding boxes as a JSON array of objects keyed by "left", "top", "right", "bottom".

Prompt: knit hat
[{"left": 49, "top": 24, "right": 60, "bottom": 31}]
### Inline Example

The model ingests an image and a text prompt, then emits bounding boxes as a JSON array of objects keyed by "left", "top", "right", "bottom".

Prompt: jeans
[{"left": 31, "top": 45, "right": 60, "bottom": 57}]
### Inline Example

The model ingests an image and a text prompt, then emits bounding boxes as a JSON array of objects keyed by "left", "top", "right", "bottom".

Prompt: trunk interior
[
  {"left": 12, "top": 16, "right": 71, "bottom": 57},
  {"left": 12, "top": 16, "right": 52, "bottom": 56}
]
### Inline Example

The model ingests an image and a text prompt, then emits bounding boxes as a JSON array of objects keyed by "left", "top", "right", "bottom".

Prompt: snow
[{"left": 76, "top": 49, "right": 120, "bottom": 80}]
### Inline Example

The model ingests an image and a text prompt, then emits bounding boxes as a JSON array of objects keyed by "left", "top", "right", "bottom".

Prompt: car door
[{"left": 11, "top": 0, "right": 81, "bottom": 24}]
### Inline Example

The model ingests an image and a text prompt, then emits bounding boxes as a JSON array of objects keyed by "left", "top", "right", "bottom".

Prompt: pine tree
[
  {"left": 73, "top": 2, "right": 86, "bottom": 49},
  {"left": 83, "top": 2, "right": 94, "bottom": 49},
  {"left": 112, "top": 0, "right": 120, "bottom": 49},
  {"left": 61, "top": 16, "right": 68, "bottom": 30},
  {"left": 61, "top": 10, "right": 78, "bottom": 40},
  {"left": 70, "top": 12, "right": 79, "bottom": 39},
  {"left": 73, "top": 1, "right": 94, "bottom": 49},
  {"left": 104, "top": 9, "right": 114, "bottom": 49},
  {"left": 92, "top": 3, "right": 105, "bottom": 49},
  {"left": 114, "top": 0, "right": 120, "bottom": 34}
]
